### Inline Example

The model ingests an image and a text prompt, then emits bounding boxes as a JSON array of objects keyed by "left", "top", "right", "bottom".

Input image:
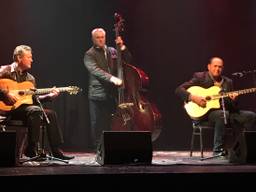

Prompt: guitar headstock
[{"left": 67, "top": 86, "right": 82, "bottom": 95}]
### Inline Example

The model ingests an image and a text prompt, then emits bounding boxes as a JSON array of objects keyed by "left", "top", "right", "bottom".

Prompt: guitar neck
[
  {"left": 35, "top": 87, "right": 73, "bottom": 95},
  {"left": 214, "top": 87, "right": 256, "bottom": 99}
]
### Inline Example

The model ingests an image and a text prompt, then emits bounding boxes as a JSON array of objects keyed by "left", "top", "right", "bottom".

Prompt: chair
[
  {"left": 190, "top": 120, "right": 234, "bottom": 158},
  {"left": 190, "top": 120, "right": 212, "bottom": 158}
]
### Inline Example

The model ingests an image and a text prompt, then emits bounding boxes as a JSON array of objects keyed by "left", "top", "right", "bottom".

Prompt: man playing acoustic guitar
[
  {"left": 176, "top": 57, "right": 256, "bottom": 156},
  {"left": 0, "top": 45, "right": 74, "bottom": 160}
]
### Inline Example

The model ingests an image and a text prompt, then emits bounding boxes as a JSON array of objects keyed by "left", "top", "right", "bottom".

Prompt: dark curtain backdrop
[{"left": 0, "top": 0, "right": 256, "bottom": 151}]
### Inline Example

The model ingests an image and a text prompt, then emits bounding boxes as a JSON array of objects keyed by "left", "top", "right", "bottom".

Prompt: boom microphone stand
[
  {"left": 232, "top": 69, "right": 256, "bottom": 78},
  {"left": 21, "top": 96, "right": 68, "bottom": 164},
  {"left": 232, "top": 69, "right": 256, "bottom": 87}
]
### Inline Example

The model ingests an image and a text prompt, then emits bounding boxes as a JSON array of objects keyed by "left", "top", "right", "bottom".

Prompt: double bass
[{"left": 111, "top": 13, "right": 162, "bottom": 141}]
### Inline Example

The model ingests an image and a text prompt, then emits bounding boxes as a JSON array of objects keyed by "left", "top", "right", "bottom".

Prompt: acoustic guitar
[
  {"left": 0, "top": 78, "right": 81, "bottom": 111},
  {"left": 184, "top": 85, "right": 256, "bottom": 120}
]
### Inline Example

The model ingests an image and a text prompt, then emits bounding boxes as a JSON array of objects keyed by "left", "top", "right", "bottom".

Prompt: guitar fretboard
[
  {"left": 35, "top": 87, "right": 74, "bottom": 94},
  {"left": 14, "top": 86, "right": 80, "bottom": 96},
  {"left": 213, "top": 87, "right": 256, "bottom": 99}
]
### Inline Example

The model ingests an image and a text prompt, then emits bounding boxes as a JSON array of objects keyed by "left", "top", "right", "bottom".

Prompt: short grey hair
[
  {"left": 13, "top": 45, "right": 32, "bottom": 62},
  {"left": 91, "top": 28, "right": 106, "bottom": 37}
]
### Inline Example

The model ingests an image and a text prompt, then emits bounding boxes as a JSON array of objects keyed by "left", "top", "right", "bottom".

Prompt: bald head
[
  {"left": 209, "top": 57, "right": 223, "bottom": 65},
  {"left": 208, "top": 57, "right": 224, "bottom": 78}
]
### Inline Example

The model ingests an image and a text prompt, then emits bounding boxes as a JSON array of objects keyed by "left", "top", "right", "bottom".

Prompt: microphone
[{"left": 232, "top": 72, "right": 244, "bottom": 78}]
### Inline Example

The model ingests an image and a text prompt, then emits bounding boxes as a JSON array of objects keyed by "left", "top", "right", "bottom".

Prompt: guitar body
[
  {"left": 0, "top": 78, "right": 81, "bottom": 112},
  {"left": 0, "top": 79, "right": 34, "bottom": 111},
  {"left": 184, "top": 86, "right": 221, "bottom": 119}
]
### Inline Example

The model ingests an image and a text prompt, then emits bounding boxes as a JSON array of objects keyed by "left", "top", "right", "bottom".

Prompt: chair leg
[
  {"left": 199, "top": 127, "right": 204, "bottom": 158},
  {"left": 190, "top": 129, "right": 195, "bottom": 157}
]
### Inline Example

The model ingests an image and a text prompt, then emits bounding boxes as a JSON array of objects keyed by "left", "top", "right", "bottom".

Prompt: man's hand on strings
[
  {"left": 48, "top": 87, "right": 60, "bottom": 99},
  {"left": 229, "top": 92, "right": 238, "bottom": 100},
  {"left": 190, "top": 94, "right": 207, "bottom": 108},
  {"left": 3, "top": 90, "right": 17, "bottom": 105},
  {"left": 110, "top": 76, "right": 123, "bottom": 86}
]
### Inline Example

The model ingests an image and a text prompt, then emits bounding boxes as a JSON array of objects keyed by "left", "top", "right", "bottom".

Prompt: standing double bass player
[{"left": 84, "top": 27, "right": 132, "bottom": 150}]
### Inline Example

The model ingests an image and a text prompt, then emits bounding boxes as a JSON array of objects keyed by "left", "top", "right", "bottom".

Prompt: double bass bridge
[{"left": 118, "top": 102, "right": 134, "bottom": 109}]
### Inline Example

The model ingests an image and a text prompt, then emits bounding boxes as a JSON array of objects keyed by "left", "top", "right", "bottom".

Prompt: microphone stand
[
  {"left": 21, "top": 95, "right": 68, "bottom": 164},
  {"left": 200, "top": 93, "right": 227, "bottom": 161},
  {"left": 221, "top": 95, "right": 228, "bottom": 125},
  {"left": 232, "top": 69, "right": 256, "bottom": 79}
]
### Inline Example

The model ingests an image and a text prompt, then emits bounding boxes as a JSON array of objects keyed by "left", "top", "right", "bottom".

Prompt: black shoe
[
  {"left": 51, "top": 148, "right": 75, "bottom": 160},
  {"left": 213, "top": 148, "right": 227, "bottom": 157},
  {"left": 24, "top": 147, "right": 38, "bottom": 158}
]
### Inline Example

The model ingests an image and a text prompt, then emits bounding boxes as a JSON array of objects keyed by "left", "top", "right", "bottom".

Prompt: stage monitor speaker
[
  {"left": 0, "top": 131, "right": 16, "bottom": 166},
  {"left": 96, "top": 131, "right": 152, "bottom": 165},
  {"left": 229, "top": 131, "right": 256, "bottom": 164}
]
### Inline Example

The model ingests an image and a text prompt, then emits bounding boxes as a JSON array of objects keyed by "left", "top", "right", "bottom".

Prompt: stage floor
[
  {"left": 1, "top": 151, "right": 256, "bottom": 190},
  {"left": 1, "top": 151, "right": 256, "bottom": 176}
]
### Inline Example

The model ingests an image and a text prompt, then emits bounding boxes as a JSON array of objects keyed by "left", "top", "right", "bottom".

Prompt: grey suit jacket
[{"left": 84, "top": 46, "right": 132, "bottom": 100}]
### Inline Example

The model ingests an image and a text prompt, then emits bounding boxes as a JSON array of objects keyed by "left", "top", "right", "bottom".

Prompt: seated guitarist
[
  {"left": 0, "top": 45, "right": 74, "bottom": 160},
  {"left": 175, "top": 57, "right": 256, "bottom": 156}
]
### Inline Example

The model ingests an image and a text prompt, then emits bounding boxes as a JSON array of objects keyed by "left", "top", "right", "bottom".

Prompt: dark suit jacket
[
  {"left": 84, "top": 46, "right": 132, "bottom": 100},
  {"left": 175, "top": 71, "right": 238, "bottom": 112}
]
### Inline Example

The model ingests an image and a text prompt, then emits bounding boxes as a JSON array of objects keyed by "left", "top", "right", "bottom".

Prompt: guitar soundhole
[
  {"left": 205, "top": 96, "right": 211, "bottom": 101},
  {"left": 18, "top": 91, "right": 25, "bottom": 96}
]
